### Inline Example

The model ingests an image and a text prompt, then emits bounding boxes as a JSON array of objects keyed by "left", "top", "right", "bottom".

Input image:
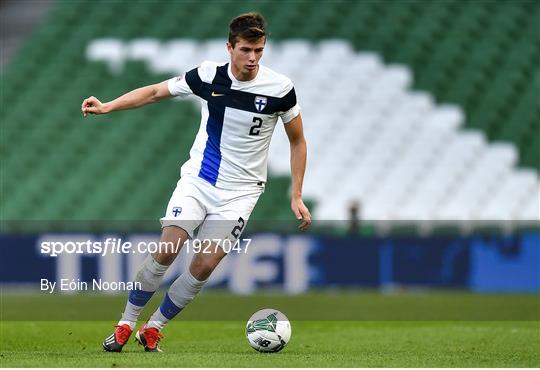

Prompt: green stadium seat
[{"left": 1, "top": 0, "right": 538, "bottom": 230}]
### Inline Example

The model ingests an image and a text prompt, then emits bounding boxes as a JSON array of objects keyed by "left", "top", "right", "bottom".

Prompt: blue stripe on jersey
[
  {"left": 198, "top": 64, "right": 231, "bottom": 185},
  {"left": 184, "top": 65, "right": 297, "bottom": 116},
  {"left": 184, "top": 68, "right": 203, "bottom": 95},
  {"left": 203, "top": 85, "right": 297, "bottom": 115}
]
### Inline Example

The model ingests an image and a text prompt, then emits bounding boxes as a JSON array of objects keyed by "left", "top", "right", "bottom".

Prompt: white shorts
[{"left": 160, "top": 175, "right": 263, "bottom": 243}]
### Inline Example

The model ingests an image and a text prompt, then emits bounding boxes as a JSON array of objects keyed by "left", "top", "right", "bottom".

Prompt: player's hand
[
  {"left": 291, "top": 196, "right": 311, "bottom": 231},
  {"left": 81, "top": 96, "right": 108, "bottom": 117}
]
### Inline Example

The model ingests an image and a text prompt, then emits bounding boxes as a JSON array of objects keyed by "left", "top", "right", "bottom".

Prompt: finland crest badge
[{"left": 254, "top": 96, "right": 267, "bottom": 112}]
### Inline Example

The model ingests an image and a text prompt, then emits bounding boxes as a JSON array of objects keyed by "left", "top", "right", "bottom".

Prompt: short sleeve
[
  {"left": 278, "top": 86, "right": 301, "bottom": 124},
  {"left": 167, "top": 73, "right": 194, "bottom": 97}
]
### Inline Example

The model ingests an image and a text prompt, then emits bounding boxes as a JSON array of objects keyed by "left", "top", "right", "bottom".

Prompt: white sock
[
  {"left": 118, "top": 302, "right": 144, "bottom": 330},
  {"left": 146, "top": 270, "right": 207, "bottom": 330},
  {"left": 135, "top": 255, "right": 170, "bottom": 292},
  {"left": 118, "top": 255, "right": 169, "bottom": 327},
  {"left": 147, "top": 310, "right": 168, "bottom": 331},
  {"left": 118, "top": 320, "right": 136, "bottom": 330}
]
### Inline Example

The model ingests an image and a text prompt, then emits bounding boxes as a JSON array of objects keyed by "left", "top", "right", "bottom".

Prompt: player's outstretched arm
[
  {"left": 285, "top": 113, "right": 312, "bottom": 231},
  {"left": 81, "top": 80, "right": 172, "bottom": 117}
]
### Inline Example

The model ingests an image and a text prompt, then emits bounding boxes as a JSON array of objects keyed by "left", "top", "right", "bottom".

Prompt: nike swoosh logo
[{"left": 211, "top": 92, "right": 225, "bottom": 97}]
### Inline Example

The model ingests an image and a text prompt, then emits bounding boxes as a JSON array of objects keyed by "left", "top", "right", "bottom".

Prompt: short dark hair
[{"left": 228, "top": 12, "right": 266, "bottom": 47}]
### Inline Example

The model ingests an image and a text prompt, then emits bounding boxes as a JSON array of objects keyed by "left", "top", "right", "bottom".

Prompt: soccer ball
[{"left": 246, "top": 308, "right": 291, "bottom": 353}]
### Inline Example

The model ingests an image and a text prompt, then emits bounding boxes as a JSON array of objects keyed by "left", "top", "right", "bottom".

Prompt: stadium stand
[{"left": 1, "top": 0, "right": 538, "bottom": 230}]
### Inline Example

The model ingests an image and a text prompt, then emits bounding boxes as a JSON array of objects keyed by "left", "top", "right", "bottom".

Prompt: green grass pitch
[{"left": 1, "top": 292, "right": 539, "bottom": 367}]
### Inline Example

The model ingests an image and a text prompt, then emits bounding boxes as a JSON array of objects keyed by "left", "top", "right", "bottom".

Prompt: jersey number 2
[
  {"left": 231, "top": 217, "right": 245, "bottom": 238},
  {"left": 249, "top": 117, "right": 263, "bottom": 136}
]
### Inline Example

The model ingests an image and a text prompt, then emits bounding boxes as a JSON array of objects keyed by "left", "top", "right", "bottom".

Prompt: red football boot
[
  {"left": 135, "top": 323, "right": 164, "bottom": 352},
  {"left": 102, "top": 324, "right": 133, "bottom": 352}
]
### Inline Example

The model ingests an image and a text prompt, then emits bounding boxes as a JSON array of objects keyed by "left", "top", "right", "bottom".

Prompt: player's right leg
[
  {"left": 103, "top": 176, "right": 206, "bottom": 352},
  {"left": 102, "top": 226, "right": 189, "bottom": 352},
  {"left": 138, "top": 185, "right": 263, "bottom": 351},
  {"left": 136, "top": 243, "right": 228, "bottom": 351}
]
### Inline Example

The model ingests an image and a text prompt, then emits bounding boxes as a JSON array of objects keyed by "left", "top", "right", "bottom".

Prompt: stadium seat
[{"left": 1, "top": 0, "right": 538, "bottom": 230}]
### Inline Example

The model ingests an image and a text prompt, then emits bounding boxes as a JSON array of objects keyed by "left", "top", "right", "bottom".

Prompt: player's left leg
[
  {"left": 137, "top": 186, "right": 262, "bottom": 352},
  {"left": 103, "top": 176, "right": 206, "bottom": 352},
  {"left": 103, "top": 226, "right": 191, "bottom": 352},
  {"left": 135, "top": 246, "right": 227, "bottom": 352}
]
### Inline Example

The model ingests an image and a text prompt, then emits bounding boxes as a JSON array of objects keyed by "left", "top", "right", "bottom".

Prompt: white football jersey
[{"left": 168, "top": 61, "right": 300, "bottom": 190}]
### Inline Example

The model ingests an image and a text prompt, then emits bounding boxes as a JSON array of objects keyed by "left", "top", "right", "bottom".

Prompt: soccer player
[{"left": 81, "top": 12, "right": 311, "bottom": 352}]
